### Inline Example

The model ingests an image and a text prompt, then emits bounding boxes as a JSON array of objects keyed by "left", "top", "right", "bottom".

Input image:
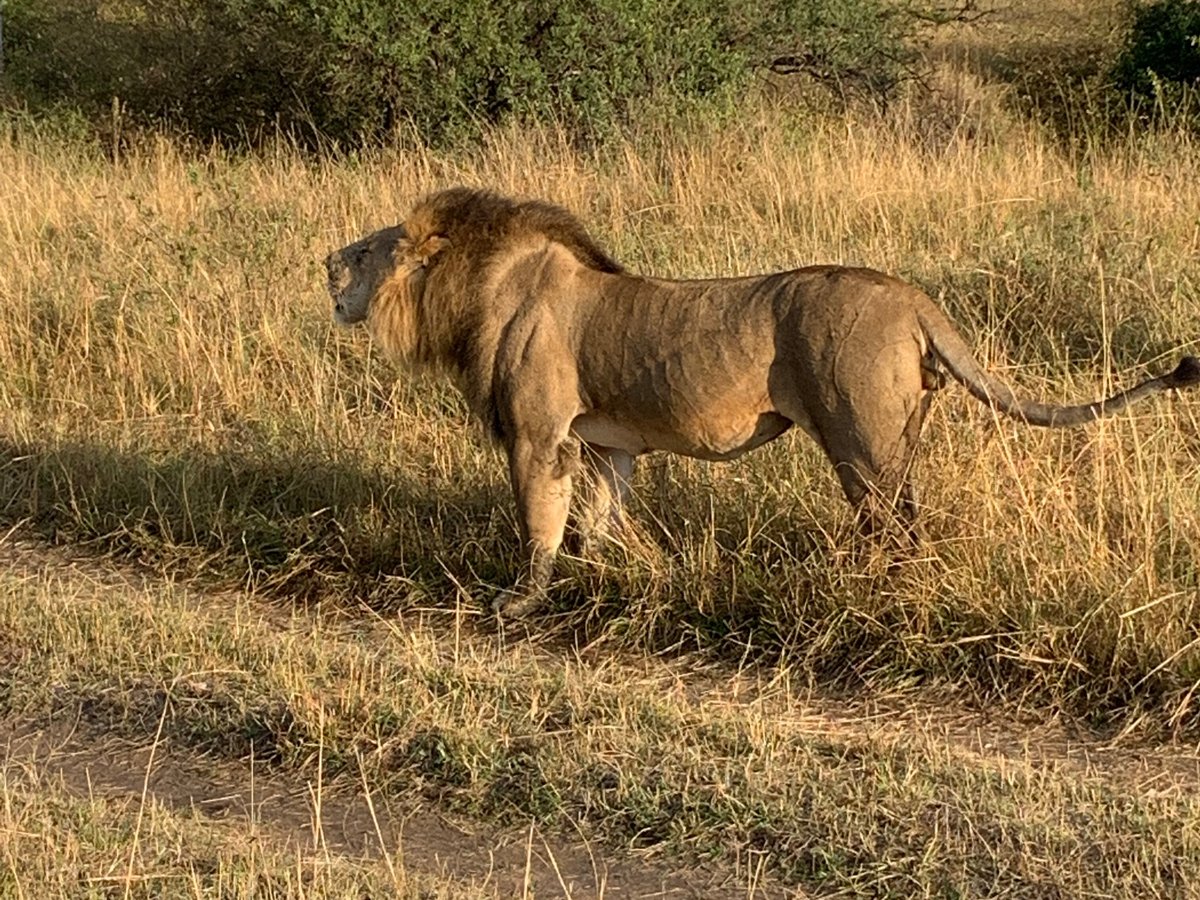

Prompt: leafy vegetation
[
  {"left": 1113, "top": 0, "right": 1200, "bottom": 117},
  {"left": 0, "top": 0, "right": 931, "bottom": 145}
]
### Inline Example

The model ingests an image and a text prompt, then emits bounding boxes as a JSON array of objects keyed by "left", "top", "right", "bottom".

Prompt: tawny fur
[
  {"left": 361, "top": 188, "right": 626, "bottom": 438},
  {"left": 326, "top": 187, "right": 1200, "bottom": 619}
]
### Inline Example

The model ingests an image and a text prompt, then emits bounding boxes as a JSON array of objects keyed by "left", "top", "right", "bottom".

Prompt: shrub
[
  {"left": 1112, "top": 0, "right": 1200, "bottom": 116},
  {"left": 1, "top": 0, "right": 931, "bottom": 146},
  {"left": 0, "top": 1, "right": 314, "bottom": 137}
]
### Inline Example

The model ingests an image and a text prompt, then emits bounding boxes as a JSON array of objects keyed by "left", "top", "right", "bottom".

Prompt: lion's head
[
  {"left": 325, "top": 189, "right": 622, "bottom": 375},
  {"left": 325, "top": 224, "right": 449, "bottom": 362},
  {"left": 325, "top": 225, "right": 404, "bottom": 326}
]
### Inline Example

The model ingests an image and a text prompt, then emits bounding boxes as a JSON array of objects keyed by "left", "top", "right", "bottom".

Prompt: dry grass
[
  {"left": 0, "top": 737, "right": 474, "bottom": 899},
  {"left": 2, "top": 98, "right": 1198, "bottom": 722},
  {"left": 3, "top": 540, "right": 1200, "bottom": 897},
  {"left": 2, "top": 80, "right": 1200, "bottom": 895}
]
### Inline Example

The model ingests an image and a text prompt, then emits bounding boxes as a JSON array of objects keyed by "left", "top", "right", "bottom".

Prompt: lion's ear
[{"left": 414, "top": 234, "right": 449, "bottom": 267}]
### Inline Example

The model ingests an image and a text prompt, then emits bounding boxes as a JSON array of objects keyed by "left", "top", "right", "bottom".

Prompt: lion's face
[{"left": 325, "top": 225, "right": 408, "bottom": 326}]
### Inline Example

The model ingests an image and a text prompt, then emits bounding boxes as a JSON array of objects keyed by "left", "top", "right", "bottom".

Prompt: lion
[{"left": 325, "top": 187, "right": 1200, "bottom": 619}]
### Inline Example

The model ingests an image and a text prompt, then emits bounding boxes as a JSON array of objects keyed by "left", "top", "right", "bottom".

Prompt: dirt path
[
  {"left": 0, "top": 534, "right": 793, "bottom": 898},
  {"left": 1, "top": 715, "right": 778, "bottom": 899},
  {"left": 4, "top": 533, "right": 1200, "bottom": 897}
]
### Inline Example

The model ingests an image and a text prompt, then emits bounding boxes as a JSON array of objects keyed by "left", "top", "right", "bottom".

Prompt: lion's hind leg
[
  {"left": 833, "top": 460, "right": 919, "bottom": 541},
  {"left": 828, "top": 389, "right": 932, "bottom": 541},
  {"left": 802, "top": 367, "right": 933, "bottom": 542},
  {"left": 572, "top": 445, "right": 636, "bottom": 557}
]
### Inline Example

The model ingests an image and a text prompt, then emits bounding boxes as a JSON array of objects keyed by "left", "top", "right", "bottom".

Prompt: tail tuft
[{"left": 1165, "top": 355, "right": 1200, "bottom": 390}]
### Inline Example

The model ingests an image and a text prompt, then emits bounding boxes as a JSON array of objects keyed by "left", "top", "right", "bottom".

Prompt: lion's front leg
[{"left": 493, "top": 433, "right": 579, "bottom": 620}]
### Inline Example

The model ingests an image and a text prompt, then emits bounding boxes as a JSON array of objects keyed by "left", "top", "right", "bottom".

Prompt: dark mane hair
[{"left": 408, "top": 187, "right": 625, "bottom": 275}]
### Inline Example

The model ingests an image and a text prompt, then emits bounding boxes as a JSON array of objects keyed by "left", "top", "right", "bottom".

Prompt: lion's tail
[{"left": 915, "top": 298, "right": 1200, "bottom": 428}]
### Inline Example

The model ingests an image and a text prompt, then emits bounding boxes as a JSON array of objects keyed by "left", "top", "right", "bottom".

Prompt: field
[{"left": 4, "top": 12, "right": 1200, "bottom": 896}]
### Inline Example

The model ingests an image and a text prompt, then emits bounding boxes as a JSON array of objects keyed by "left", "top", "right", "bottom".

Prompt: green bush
[
  {"left": 1, "top": 0, "right": 930, "bottom": 146},
  {"left": 0, "top": 0, "right": 303, "bottom": 135},
  {"left": 1112, "top": 0, "right": 1200, "bottom": 114}
]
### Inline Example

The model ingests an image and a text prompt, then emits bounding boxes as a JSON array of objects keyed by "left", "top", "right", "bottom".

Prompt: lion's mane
[{"left": 368, "top": 188, "right": 625, "bottom": 437}]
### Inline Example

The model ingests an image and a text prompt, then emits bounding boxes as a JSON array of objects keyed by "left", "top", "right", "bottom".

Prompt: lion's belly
[
  {"left": 574, "top": 303, "right": 792, "bottom": 460},
  {"left": 571, "top": 410, "right": 792, "bottom": 461}
]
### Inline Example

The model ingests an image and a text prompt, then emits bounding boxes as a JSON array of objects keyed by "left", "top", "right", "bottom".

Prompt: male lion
[{"left": 326, "top": 187, "right": 1199, "bottom": 619}]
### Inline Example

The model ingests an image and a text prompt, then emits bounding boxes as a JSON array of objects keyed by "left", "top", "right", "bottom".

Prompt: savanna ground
[{"left": 4, "top": 1, "right": 1200, "bottom": 896}]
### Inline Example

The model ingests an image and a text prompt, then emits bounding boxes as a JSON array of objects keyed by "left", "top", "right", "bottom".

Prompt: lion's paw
[{"left": 491, "top": 586, "right": 547, "bottom": 621}]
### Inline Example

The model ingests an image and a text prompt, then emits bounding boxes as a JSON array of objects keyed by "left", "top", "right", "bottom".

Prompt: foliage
[
  {"left": 0, "top": 0, "right": 930, "bottom": 145},
  {"left": 1112, "top": 0, "right": 1200, "bottom": 115}
]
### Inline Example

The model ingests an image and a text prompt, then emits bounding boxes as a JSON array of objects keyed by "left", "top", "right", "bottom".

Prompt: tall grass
[{"left": 1, "top": 95, "right": 1199, "bottom": 732}]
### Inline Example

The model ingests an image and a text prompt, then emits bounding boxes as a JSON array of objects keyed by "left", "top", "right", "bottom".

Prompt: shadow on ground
[
  {"left": 0, "top": 434, "right": 514, "bottom": 608},
  {"left": 0, "top": 432, "right": 852, "bottom": 665}
]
